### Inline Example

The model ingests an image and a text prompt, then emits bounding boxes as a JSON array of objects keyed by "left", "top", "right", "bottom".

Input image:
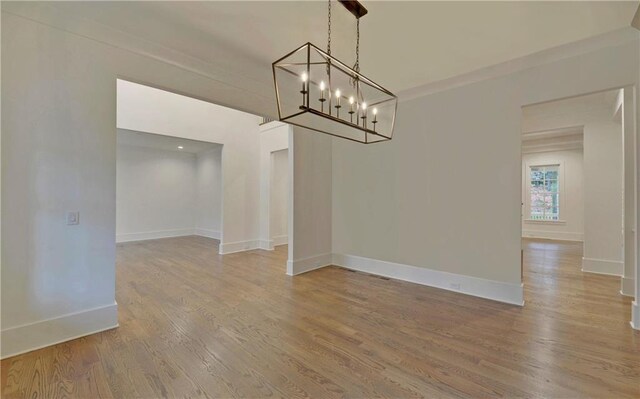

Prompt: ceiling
[
  {"left": 117, "top": 129, "right": 222, "bottom": 154},
  {"left": 9, "top": 1, "right": 638, "bottom": 94}
]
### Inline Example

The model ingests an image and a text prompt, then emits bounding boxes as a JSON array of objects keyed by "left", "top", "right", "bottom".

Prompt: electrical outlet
[
  {"left": 66, "top": 211, "right": 80, "bottom": 225},
  {"left": 449, "top": 282, "right": 461, "bottom": 290}
]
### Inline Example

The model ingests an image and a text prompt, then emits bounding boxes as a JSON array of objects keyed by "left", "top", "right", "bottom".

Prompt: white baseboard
[
  {"left": 257, "top": 236, "right": 288, "bottom": 251},
  {"left": 621, "top": 276, "right": 635, "bottom": 297},
  {"left": 116, "top": 228, "right": 195, "bottom": 243},
  {"left": 286, "top": 253, "right": 333, "bottom": 276},
  {"left": 219, "top": 239, "right": 260, "bottom": 255},
  {"left": 332, "top": 254, "right": 524, "bottom": 306},
  {"left": 582, "top": 257, "right": 623, "bottom": 276},
  {"left": 1, "top": 302, "right": 118, "bottom": 359},
  {"left": 194, "top": 228, "right": 220, "bottom": 240},
  {"left": 632, "top": 301, "right": 640, "bottom": 330},
  {"left": 522, "top": 230, "right": 583, "bottom": 242},
  {"left": 272, "top": 235, "right": 288, "bottom": 247}
]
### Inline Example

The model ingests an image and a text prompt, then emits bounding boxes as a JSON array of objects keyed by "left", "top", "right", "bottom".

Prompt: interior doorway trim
[{"left": 258, "top": 122, "right": 292, "bottom": 252}]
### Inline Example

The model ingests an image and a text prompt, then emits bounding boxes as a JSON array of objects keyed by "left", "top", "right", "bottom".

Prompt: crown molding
[
  {"left": 522, "top": 125, "right": 584, "bottom": 141},
  {"left": 398, "top": 27, "right": 639, "bottom": 103},
  {"left": 522, "top": 142, "right": 583, "bottom": 155},
  {"left": 522, "top": 125, "right": 584, "bottom": 154},
  {"left": 1, "top": 3, "right": 274, "bottom": 110}
]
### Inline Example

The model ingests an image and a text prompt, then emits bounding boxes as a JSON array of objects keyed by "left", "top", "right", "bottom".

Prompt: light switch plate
[{"left": 66, "top": 211, "right": 80, "bottom": 225}]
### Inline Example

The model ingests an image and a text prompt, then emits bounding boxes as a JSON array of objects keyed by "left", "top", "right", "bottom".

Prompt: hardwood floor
[{"left": 2, "top": 236, "right": 639, "bottom": 398}]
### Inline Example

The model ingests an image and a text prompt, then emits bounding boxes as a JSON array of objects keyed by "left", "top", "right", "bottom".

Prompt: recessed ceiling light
[{"left": 177, "top": 146, "right": 183, "bottom": 150}]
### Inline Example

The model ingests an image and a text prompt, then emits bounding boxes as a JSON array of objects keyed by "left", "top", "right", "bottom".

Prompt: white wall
[
  {"left": 116, "top": 80, "right": 262, "bottom": 255},
  {"left": 195, "top": 147, "right": 223, "bottom": 239},
  {"left": 332, "top": 30, "right": 639, "bottom": 306},
  {"left": 583, "top": 121, "right": 624, "bottom": 275},
  {"left": 3, "top": 12, "right": 122, "bottom": 358},
  {"left": 522, "top": 149, "right": 584, "bottom": 241},
  {"left": 270, "top": 149, "right": 288, "bottom": 246},
  {"left": 256, "top": 121, "right": 332, "bottom": 274},
  {"left": 116, "top": 145, "right": 197, "bottom": 242},
  {"left": 289, "top": 128, "right": 333, "bottom": 275}
]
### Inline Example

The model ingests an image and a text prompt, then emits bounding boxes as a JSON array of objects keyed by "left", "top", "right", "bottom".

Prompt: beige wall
[
  {"left": 583, "top": 121, "right": 624, "bottom": 274},
  {"left": 332, "top": 33, "right": 639, "bottom": 292}
]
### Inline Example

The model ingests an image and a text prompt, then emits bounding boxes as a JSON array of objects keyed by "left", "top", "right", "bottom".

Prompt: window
[{"left": 529, "top": 164, "right": 559, "bottom": 221}]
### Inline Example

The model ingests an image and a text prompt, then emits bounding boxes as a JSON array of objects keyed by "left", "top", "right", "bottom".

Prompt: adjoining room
[
  {"left": 116, "top": 79, "right": 292, "bottom": 257},
  {"left": 521, "top": 89, "right": 634, "bottom": 298},
  {"left": 116, "top": 130, "right": 223, "bottom": 244}
]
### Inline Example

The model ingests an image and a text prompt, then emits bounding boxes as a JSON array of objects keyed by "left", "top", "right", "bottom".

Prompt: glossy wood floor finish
[{"left": 2, "top": 237, "right": 639, "bottom": 398}]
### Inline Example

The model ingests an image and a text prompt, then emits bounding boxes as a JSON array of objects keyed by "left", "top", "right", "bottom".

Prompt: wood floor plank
[{"left": 2, "top": 236, "right": 639, "bottom": 398}]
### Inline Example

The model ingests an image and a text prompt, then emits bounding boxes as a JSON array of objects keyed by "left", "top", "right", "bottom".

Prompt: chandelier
[{"left": 272, "top": 0, "right": 397, "bottom": 144}]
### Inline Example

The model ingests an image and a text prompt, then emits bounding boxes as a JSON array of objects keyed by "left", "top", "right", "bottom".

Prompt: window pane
[
  {"left": 545, "top": 169, "right": 558, "bottom": 179},
  {"left": 529, "top": 165, "right": 560, "bottom": 220},
  {"left": 531, "top": 186, "right": 545, "bottom": 195},
  {"left": 531, "top": 192, "right": 545, "bottom": 207},
  {"left": 545, "top": 179, "right": 558, "bottom": 192},
  {"left": 531, "top": 170, "right": 544, "bottom": 181},
  {"left": 531, "top": 180, "right": 544, "bottom": 187}
]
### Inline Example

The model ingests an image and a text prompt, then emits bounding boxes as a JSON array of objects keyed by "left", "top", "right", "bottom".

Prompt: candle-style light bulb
[
  {"left": 319, "top": 81, "right": 326, "bottom": 112},
  {"left": 300, "top": 72, "right": 308, "bottom": 109},
  {"left": 360, "top": 102, "right": 367, "bottom": 128},
  {"left": 372, "top": 107, "right": 378, "bottom": 131},
  {"left": 334, "top": 89, "right": 342, "bottom": 118},
  {"left": 348, "top": 96, "right": 355, "bottom": 123}
]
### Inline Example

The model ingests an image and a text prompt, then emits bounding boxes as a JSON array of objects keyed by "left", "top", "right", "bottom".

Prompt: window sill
[{"left": 524, "top": 219, "right": 566, "bottom": 225}]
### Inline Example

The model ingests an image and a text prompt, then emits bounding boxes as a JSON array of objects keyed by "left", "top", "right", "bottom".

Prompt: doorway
[
  {"left": 521, "top": 88, "right": 634, "bottom": 300},
  {"left": 117, "top": 79, "right": 293, "bottom": 262}
]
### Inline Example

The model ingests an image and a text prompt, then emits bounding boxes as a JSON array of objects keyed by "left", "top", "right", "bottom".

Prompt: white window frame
[{"left": 524, "top": 162, "right": 566, "bottom": 225}]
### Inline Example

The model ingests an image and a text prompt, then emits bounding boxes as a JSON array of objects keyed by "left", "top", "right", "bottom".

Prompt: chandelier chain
[
  {"left": 327, "top": 0, "right": 331, "bottom": 56},
  {"left": 354, "top": 18, "right": 360, "bottom": 73}
]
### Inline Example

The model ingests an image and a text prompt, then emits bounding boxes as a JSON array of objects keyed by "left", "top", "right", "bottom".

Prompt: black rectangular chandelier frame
[{"left": 272, "top": 42, "right": 398, "bottom": 144}]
